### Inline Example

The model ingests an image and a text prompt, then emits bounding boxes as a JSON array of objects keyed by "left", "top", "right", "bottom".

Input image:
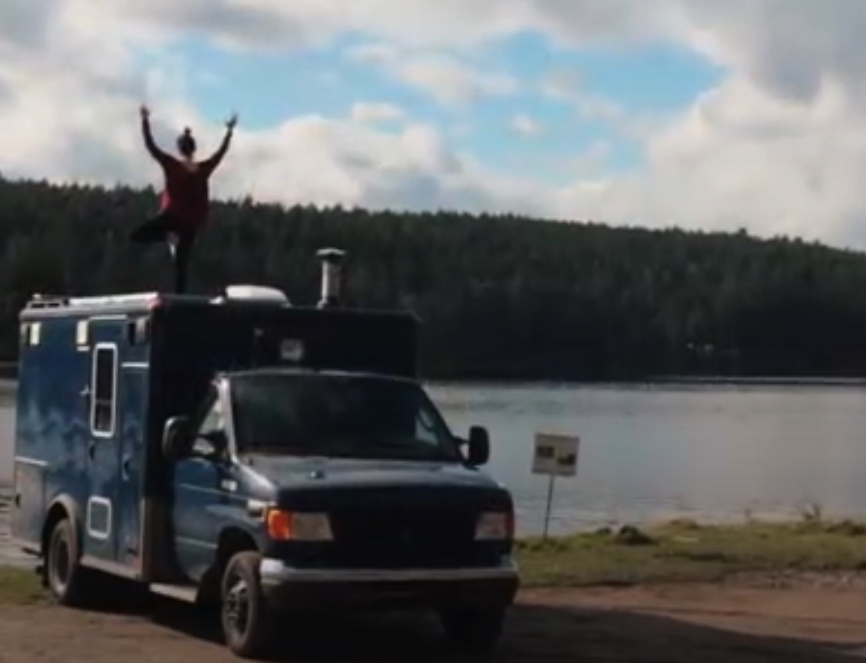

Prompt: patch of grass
[
  {"left": 4, "top": 515, "right": 866, "bottom": 601},
  {"left": 515, "top": 518, "right": 866, "bottom": 587},
  {"left": 0, "top": 567, "right": 46, "bottom": 604}
]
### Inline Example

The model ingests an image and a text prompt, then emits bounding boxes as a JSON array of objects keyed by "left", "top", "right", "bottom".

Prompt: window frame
[
  {"left": 228, "top": 373, "right": 462, "bottom": 461},
  {"left": 192, "top": 391, "right": 226, "bottom": 457},
  {"left": 90, "top": 342, "right": 118, "bottom": 438},
  {"left": 187, "top": 384, "right": 220, "bottom": 434}
]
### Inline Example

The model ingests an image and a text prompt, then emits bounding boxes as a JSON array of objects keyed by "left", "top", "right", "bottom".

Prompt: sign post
[{"left": 532, "top": 433, "right": 580, "bottom": 540}]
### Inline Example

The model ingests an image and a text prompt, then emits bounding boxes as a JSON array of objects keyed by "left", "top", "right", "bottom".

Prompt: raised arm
[
  {"left": 201, "top": 113, "right": 238, "bottom": 175},
  {"left": 140, "top": 105, "right": 171, "bottom": 166}
]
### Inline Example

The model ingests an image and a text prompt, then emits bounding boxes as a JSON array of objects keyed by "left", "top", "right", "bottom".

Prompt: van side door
[
  {"left": 82, "top": 321, "right": 125, "bottom": 564},
  {"left": 171, "top": 384, "right": 227, "bottom": 582}
]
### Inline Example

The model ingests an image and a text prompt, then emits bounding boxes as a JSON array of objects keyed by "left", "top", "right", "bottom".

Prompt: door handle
[
  {"left": 88, "top": 440, "right": 96, "bottom": 460},
  {"left": 122, "top": 456, "right": 132, "bottom": 479}
]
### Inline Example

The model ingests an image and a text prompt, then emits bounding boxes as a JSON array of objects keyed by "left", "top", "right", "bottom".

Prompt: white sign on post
[
  {"left": 532, "top": 433, "right": 579, "bottom": 477},
  {"left": 532, "top": 433, "right": 580, "bottom": 539}
]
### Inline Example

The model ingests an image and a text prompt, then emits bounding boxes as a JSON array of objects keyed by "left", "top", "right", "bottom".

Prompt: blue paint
[
  {"left": 11, "top": 312, "right": 148, "bottom": 570},
  {"left": 10, "top": 285, "right": 516, "bottom": 617},
  {"left": 9, "top": 290, "right": 422, "bottom": 580}
]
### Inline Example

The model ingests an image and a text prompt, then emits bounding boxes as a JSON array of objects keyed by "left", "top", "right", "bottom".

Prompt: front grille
[{"left": 327, "top": 505, "right": 484, "bottom": 569}]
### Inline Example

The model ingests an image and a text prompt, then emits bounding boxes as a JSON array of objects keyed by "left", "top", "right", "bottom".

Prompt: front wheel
[
  {"left": 220, "top": 551, "right": 273, "bottom": 659},
  {"left": 439, "top": 606, "right": 506, "bottom": 655}
]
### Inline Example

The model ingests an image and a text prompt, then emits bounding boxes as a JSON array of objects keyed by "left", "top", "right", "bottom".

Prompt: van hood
[
  {"left": 244, "top": 454, "right": 499, "bottom": 489},
  {"left": 242, "top": 455, "right": 511, "bottom": 511}
]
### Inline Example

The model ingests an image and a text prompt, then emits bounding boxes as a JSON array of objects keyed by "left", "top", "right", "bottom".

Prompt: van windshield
[{"left": 228, "top": 373, "right": 462, "bottom": 462}]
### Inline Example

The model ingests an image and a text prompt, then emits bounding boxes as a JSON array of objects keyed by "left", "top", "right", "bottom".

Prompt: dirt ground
[{"left": 1, "top": 578, "right": 866, "bottom": 663}]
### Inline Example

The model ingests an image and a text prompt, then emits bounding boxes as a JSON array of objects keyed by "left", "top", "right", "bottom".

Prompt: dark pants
[{"left": 130, "top": 212, "right": 197, "bottom": 294}]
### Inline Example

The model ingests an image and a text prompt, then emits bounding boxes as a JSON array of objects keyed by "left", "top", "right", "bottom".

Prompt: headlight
[
  {"left": 266, "top": 509, "right": 333, "bottom": 541},
  {"left": 474, "top": 511, "right": 514, "bottom": 541}
]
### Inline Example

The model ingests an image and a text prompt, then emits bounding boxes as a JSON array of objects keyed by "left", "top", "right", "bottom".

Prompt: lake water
[
  {"left": 429, "top": 382, "right": 866, "bottom": 535},
  {"left": 4, "top": 381, "right": 866, "bottom": 536}
]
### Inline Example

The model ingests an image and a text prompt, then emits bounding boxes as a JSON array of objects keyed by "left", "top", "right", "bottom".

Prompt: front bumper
[{"left": 259, "top": 557, "right": 520, "bottom": 611}]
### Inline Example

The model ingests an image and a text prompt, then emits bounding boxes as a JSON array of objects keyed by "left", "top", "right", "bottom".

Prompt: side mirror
[
  {"left": 466, "top": 425, "right": 490, "bottom": 466},
  {"left": 163, "top": 416, "right": 190, "bottom": 461}
]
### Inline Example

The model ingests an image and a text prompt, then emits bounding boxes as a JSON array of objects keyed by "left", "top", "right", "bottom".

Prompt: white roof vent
[{"left": 223, "top": 285, "right": 290, "bottom": 306}]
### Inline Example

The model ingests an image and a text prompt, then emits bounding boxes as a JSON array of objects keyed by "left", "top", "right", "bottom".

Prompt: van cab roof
[{"left": 221, "top": 366, "right": 417, "bottom": 384}]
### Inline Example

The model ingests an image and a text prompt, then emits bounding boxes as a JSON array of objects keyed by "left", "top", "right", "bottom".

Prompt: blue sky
[{"left": 151, "top": 31, "right": 724, "bottom": 185}]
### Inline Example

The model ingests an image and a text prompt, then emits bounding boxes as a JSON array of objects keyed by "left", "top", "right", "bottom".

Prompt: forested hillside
[{"left": 2, "top": 176, "right": 866, "bottom": 380}]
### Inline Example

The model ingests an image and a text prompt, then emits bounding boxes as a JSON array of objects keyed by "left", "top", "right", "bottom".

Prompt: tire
[
  {"left": 44, "top": 518, "right": 89, "bottom": 606},
  {"left": 439, "top": 606, "right": 506, "bottom": 655},
  {"left": 220, "top": 551, "right": 273, "bottom": 659}
]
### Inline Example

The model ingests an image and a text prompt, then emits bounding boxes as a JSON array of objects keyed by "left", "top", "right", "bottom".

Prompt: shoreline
[
  {"left": 4, "top": 374, "right": 866, "bottom": 390},
  {"left": 429, "top": 375, "right": 866, "bottom": 388}
]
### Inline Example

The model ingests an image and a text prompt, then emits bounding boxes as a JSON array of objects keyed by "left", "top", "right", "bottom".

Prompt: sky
[{"left": 2, "top": 1, "right": 866, "bottom": 249}]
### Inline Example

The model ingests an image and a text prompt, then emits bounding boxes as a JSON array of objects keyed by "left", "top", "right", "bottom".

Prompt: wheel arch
[
  {"left": 198, "top": 526, "right": 260, "bottom": 606},
  {"left": 41, "top": 495, "right": 82, "bottom": 557}
]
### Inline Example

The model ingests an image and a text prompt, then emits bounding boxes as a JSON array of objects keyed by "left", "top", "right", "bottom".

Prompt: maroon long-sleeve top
[{"left": 142, "top": 119, "right": 231, "bottom": 228}]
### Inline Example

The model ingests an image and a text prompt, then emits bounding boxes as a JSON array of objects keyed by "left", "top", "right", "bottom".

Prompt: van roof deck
[
  {"left": 20, "top": 288, "right": 418, "bottom": 321},
  {"left": 24, "top": 291, "right": 192, "bottom": 314}
]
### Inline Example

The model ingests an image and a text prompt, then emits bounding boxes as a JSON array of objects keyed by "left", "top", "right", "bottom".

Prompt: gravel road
[{"left": 0, "top": 581, "right": 866, "bottom": 662}]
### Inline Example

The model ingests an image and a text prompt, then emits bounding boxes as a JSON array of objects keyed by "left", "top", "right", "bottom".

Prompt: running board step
[{"left": 149, "top": 583, "right": 198, "bottom": 603}]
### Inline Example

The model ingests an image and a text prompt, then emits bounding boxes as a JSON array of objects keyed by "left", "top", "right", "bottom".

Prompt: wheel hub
[
  {"left": 50, "top": 537, "right": 70, "bottom": 592},
  {"left": 225, "top": 577, "right": 250, "bottom": 633}
]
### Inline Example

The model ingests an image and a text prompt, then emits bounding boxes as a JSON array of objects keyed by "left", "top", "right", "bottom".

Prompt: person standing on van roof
[{"left": 131, "top": 105, "right": 238, "bottom": 293}]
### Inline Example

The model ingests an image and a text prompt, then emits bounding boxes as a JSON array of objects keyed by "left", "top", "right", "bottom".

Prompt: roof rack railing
[
  {"left": 67, "top": 293, "right": 162, "bottom": 307},
  {"left": 24, "top": 286, "right": 293, "bottom": 311},
  {"left": 26, "top": 294, "right": 70, "bottom": 309},
  {"left": 25, "top": 292, "right": 162, "bottom": 310}
]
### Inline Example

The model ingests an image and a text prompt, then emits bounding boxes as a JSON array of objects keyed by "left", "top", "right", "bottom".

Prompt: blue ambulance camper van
[{"left": 9, "top": 248, "right": 519, "bottom": 659}]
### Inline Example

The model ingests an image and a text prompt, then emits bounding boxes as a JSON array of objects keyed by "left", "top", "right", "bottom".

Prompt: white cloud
[
  {"left": 540, "top": 69, "right": 583, "bottom": 101},
  {"left": 349, "top": 101, "right": 405, "bottom": 124},
  {"left": 511, "top": 113, "right": 542, "bottom": 137},
  {"left": 559, "top": 75, "right": 866, "bottom": 244},
  {"left": 348, "top": 43, "right": 519, "bottom": 106},
  {"left": 119, "top": 0, "right": 544, "bottom": 51},
  {"left": 2, "top": 0, "right": 866, "bottom": 249},
  {"left": 218, "top": 116, "right": 544, "bottom": 217},
  {"left": 570, "top": 140, "right": 614, "bottom": 177}
]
